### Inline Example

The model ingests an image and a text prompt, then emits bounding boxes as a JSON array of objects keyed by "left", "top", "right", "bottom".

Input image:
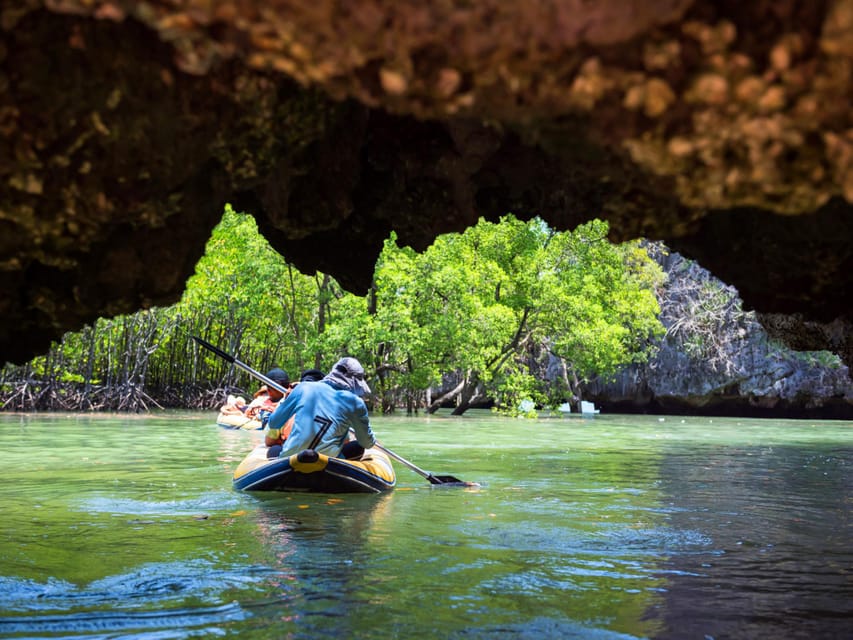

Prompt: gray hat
[{"left": 324, "top": 357, "right": 371, "bottom": 397}]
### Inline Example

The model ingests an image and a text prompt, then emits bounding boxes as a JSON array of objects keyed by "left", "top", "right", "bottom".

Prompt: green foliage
[
  {"left": 356, "top": 215, "right": 665, "bottom": 412},
  {"left": 178, "top": 205, "right": 336, "bottom": 379},
  {"left": 492, "top": 371, "right": 547, "bottom": 418},
  {"left": 3, "top": 207, "right": 669, "bottom": 414},
  {"left": 787, "top": 349, "right": 843, "bottom": 369},
  {"left": 539, "top": 219, "right": 665, "bottom": 382}
]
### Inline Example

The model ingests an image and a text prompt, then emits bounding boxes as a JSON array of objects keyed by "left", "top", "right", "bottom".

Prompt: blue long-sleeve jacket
[{"left": 267, "top": 381, "right": 376, "bottom": 458}]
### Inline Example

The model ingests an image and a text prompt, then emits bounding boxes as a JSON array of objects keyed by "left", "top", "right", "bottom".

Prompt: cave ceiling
[{"left": 1, "top": 0, "right": 851, "bottom": 370}]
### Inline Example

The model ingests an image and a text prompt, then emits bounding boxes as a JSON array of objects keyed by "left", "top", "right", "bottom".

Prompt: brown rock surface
[{"left": 1, "top": 1, "right": 851, "bottom": 369}]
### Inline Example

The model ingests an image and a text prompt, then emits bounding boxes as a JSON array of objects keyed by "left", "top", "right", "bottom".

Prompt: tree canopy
[{"left": 1, "top": 207, "right": 665, "bottom": 415}]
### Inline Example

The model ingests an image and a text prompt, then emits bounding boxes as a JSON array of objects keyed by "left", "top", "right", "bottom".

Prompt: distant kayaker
[
  {"left": 219, "top": 367, "right": 291, "bottom": 422},
  {"left": 219, "top": 394, "right": 248, "bottom": 417},
  {"left": 265, "top": 357, "right": 376, "bottom": 460}
]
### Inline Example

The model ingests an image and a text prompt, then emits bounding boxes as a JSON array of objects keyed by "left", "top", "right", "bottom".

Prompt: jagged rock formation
[
  {"left": 580, "top": 250, "right": 853, "bottom": 417},
  {"left": 1, "top": 1, "right": 852, "bottom": 370}
]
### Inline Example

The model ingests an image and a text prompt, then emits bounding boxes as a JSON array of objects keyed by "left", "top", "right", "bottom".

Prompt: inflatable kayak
[
  {"left": 216, "top": 412, "right": 263, "bottom": 430},
  {"left": 233, "top": 446, "right": 396, "bottom": 493}
]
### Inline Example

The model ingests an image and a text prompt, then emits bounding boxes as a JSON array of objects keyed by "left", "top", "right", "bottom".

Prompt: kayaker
[
  {"left": 218, "top": 394, "right": 248, "bottom": 416},
  {"left": 265, "top": 357, "right": 376, "bottom": 460},
  {"left": 264, "top": 368, "right": 325, "bottom": 450},
  {"left": 245, "top": 367, "right": 291, "bottom": 425}
]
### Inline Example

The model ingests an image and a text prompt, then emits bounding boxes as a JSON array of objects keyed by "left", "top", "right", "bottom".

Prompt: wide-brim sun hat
[{"left": 326, "top": 357, "right": 371, "bottom": 396}]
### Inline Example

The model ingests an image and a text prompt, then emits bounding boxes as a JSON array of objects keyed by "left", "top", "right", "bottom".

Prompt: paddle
[
  {"left": 192, "top": 335, "right": 286, "bottom": 393},
  {"left": 192, "top": 335, "right": 475, "bottom": 487},
  {"left": 372, "top": 443, "right": 474, "bottom": 487}
]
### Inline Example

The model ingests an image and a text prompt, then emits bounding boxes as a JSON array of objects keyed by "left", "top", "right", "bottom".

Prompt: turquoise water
[{"left": 0, "top": 411, "right": 849, "bottom": 639}]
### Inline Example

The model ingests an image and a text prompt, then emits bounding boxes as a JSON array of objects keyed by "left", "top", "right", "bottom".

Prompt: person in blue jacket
[
  {"left": 264, "top": 367, "right": 325, "bottom": 448},
  {"left": 265, "top": 357, "right": 376, "bottom": 460}
]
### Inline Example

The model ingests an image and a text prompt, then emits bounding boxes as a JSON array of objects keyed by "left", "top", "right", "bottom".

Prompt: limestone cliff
[{"left": 581, "top": 249, "right": 853, "bottom": 417}]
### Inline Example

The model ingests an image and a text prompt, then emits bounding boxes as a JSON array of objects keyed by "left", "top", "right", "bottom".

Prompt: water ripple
[
  {"left": 599, "top": 525, "right": 714, "bottom": 552},
  {"left": 0, "top": 602, "right": 245, "bottom": 637},
  {"left": 77, "top": 493, "right": 245, "bottom": 517},
  {"left": 466, "top": 522, "right": 713, "bottom": 557},
  {"left": 0, "top": 560, "right": 275, "bottom": 612},
  {"left": 452, "top": 615, "right": 643, "bottom": 639}
]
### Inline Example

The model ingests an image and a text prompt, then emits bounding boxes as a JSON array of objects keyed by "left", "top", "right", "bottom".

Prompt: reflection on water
[
  {"left": 79, "top": 491, "right": 244, "bottom": 516},
  {"left": 0, "top": 411, "right": 849, "bottom": 639},
  {"left": 0, "top": 559, "right": 270, "bottom": 613},
  {"left": 235, "top": 492, "right": 399, "bottom": 638},
  {"left": 648, "top": 444, "right": 851, "bottom": 640}
]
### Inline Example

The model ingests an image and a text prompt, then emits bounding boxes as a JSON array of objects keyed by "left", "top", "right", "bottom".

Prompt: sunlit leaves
[{"left": 359, "top": 215, "right": 665, "bottom": 412}]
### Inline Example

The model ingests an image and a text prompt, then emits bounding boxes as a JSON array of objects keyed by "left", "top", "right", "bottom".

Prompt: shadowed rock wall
[{"left": 1, "top": 1, "right": 851, "bottom": 369}]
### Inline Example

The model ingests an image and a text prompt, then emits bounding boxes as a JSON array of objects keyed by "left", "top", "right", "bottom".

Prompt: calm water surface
[{"left": 0, "top": 411, "right": 849, "bottom": 639}]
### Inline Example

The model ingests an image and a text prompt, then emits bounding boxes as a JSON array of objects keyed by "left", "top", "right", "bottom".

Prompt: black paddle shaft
[
  {"left": 191, "top": 335, "right": 289, "bottom": 395},
  {"left": 373, "top": 442, "right": 473, "bottom": 487},
  {"left": 192, "top": 335, "right": 234, "bottom": 363}
]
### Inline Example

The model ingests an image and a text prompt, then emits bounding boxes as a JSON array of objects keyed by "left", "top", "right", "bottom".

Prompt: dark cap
[
  {"left": 265, "top": 368, "right": 290, "bottom": 386},
  {"left": 300, "top": 368, "right": 325, "bottom": 382}
]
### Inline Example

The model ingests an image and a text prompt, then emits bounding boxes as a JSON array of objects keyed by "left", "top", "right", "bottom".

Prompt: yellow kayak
[
  {"left": 232, "top": 446, "right": 396, "bottom": 493},
  {"left": 215, "top": 412, "right": 263, "bottom": 431}
]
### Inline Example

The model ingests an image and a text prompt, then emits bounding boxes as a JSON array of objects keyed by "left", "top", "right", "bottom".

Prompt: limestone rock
[{"left": 582, "top": 250, "right": 853, "bottom": 417}]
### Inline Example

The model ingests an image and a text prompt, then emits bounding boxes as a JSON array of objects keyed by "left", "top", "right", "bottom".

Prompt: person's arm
[
  {"left": 265, "top": 429, "right": 283, "bottom": 447},
  {"left": 349, "top": 399, "right": 376, "bottom": 448},
  {"left": 264, "top": 416, "right": 286, "bottom": 446},
  {"left": 243, "top": 394, "right": 264, "bottom": 418},
  {"left": 266, "top": 386, "right": 300, "bottom": 445},
  {"left": 265, "top": 415, "right": 295, "bottom": 447}
]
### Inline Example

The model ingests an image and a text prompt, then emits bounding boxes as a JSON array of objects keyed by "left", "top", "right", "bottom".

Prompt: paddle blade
[{"left": 427, "top": 474, "right": 479, "bottom": 488}]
